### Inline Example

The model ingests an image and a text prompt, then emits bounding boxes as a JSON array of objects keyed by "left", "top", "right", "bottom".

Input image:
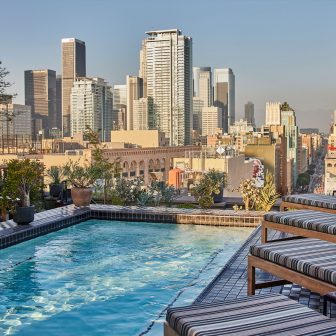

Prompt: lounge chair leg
[
  {"left": 261, "top": 225, "right": 268, "bottom": 244},
  {"left": 247, "top": 260, "right": 256, "bottom": 295},
  {"left": 323, "top": 297, "right": 328, "bottom": 316}
]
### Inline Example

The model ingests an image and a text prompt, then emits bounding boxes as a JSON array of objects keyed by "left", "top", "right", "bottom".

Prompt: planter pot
[
  {"left": 44, "top": 197, "right": 57, "bottom": 210},
  {"left": 13, "top": 206, "right": 35, "bottom": 225},
  {"left": 212, "top": 187, "right": 224, "bottom": 203},
  {"left": 49, "top": 183, "right": 63, "bottom": 198},
  {"left": 71, "top": 188, "right": 93, "bottom": 207}
]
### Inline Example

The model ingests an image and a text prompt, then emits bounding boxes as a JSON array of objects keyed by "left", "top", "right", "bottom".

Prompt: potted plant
[
  {"left": 4, "top": 159, "right": 44, "bottom": 225},
  {"left": 46, "top": 166, "right": 64, "bottom": 198},
  {"left": 63, "top": 160, "right": 101, "bottom": 207}
]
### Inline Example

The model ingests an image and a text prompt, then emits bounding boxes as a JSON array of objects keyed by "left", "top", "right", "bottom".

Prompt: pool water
[{"left": 0, "top": 220, "right": 252, "bottom": 335}]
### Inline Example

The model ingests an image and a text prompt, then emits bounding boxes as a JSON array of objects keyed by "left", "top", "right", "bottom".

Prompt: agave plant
[{"left": 255, "top": 171, "right": 280, "bottom": 212}]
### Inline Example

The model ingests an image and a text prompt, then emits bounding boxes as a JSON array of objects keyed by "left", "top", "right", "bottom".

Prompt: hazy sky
[{"left": 1, "top": 0, "right": 335, "bottom": 132}]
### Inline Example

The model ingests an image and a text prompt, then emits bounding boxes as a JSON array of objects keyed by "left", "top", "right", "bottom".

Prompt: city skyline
[{"left": 1, "top": 0, "right": 336, "bottom": 132}]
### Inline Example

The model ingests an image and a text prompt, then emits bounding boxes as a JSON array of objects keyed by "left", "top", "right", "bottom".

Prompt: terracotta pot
[{"left": 71, "top": 187, "right": 93, "bottom": 207}]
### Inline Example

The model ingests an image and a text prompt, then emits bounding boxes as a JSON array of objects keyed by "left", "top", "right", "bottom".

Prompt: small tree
[
  {"left": 238, "top": 178, "right": 259, "bottom": 211},
  {"left": 85, "top": 127, "right": 121, "bottom": 203},
  {"left": 4, "top": 159, "right": 44, "bottom": 207},
  {"left": 193, "top": 170, "right": 225, "bottom": 209},
  {"left": 114, "top": 177, "right": 143, "bottom": 206},
  {"left": 148, "top": 181, "right": 177, "bottom": 207},
  {"left": 63, "top": 160, "right": 101, "bottom": 188}
]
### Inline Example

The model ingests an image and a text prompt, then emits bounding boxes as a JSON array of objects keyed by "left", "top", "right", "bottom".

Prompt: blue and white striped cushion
[
  {"left": 264, "top": 210, "right": 336, "bottom": 235},
  {"left": 282, "top": 194, "right": 336, "bottom": 209},
  {"left": 250, "top": 238, "right": 336, "bottom": 285},
  {"left": 166, "top": 293, "right": 336, "bottom": 336}
]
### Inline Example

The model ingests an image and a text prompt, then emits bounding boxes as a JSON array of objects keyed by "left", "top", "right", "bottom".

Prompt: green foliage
[
  {"left": 148, "top": 181, "right": 176, "bottom": 207},
  {"left": 46, "top": 166, "right": 64, "bottom": 184},
  {"left": 63, "top": 160, "right": 101, "bottom": 188},
  {"left": 297, "top": 172, "right": 310, "bottom": 187},
  {"left": 255, "top": 172, "right": 280, "bottom": 212},
  {"left": 114, "top": 177, "right": 143, "bottom": 206},
  {"left": 174, "top": 203, "right": 197, "bottom": 209},
  {"left": 4, "top": 159, "right": 45, "bottom": 207},
  {"left": 85, "top": 127, "right": 122, "bottom": 203},
  {"left": 136, "top": 191, "right": 154, "bottom": 207},
  {"left": 193, "top": 169, "right": 225, "bottom": 209},
  {"left": 0, "top": 61, "right": 12, "bottom": 103}
]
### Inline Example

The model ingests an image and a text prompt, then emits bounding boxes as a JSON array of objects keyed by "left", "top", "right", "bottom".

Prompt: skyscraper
[
  {"left": 71, "top": 77, "right": 113, "bottom": 141},
  {"left": 140, "top": 29, "right": 192, "bottom": 146},
  {"left": 126, "top": 76, "right": 143, "bottom": 130},
  {"left": 61, "top": 38, "right": 86, "bottom": 136},
  {"left": 192, "top": 67, "right": 212, "bottom": 134},
  {"left": 244, "top": 101, "right": 255, "bottom": 127},
  {"left": 280, "top": 102, "right": 298, "bottom": 184},
  {"left": 265, "top": 102, "right": 281, "bottom": 125},
  {"left": 214, "top": 68, "right": 235, "bottom": 133},
  {"left": 113, "top": 84, "right": 127, "bottom": 130},
  {"left": 24, "top": 69, "right": 56, "bottom": 136},
  {"left": 55, "top": 75, "right": 62, "bottom": 132}
]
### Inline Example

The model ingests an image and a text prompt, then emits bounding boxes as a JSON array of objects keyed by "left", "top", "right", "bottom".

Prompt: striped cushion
[
  {"left": 250, "top": 238, "right": 336, "bottom": 285},
  {"left": 166, "top": 293, "right": 336, "bottom": 336},
  {"left": 282, "top": 194, "right": 336, "bottom": 209},
  {"left": 264, "top": 210, "right": 336, "bottom": 235}
]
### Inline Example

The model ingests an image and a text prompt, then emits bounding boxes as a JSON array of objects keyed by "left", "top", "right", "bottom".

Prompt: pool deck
[{"left": 195, "top": 226, "right": 336, "bottom": 318}]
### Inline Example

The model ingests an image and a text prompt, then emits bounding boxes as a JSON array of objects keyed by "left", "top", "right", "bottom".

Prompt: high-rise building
[
  {"left": 265, "top": 102, "right": 281, "bottom": 125},
  {"left": 132, "top": 98, "right": 150, "bottom": 130},
  {"left": 280, "top": 102, "right": 298, "bottom": 186},
  {"left": 61, "top": 38, "right": 86, "bottom": 136},
  {"left": 126, "top": 76, "right": 143, "bottom": 130},
  {"left": 201, "top": 106, "right": 222, "bottom": 136},
  {"left": 55, "top": 75, "right": 62, "bottom": 132},
  {"left": 113, "top": 84, "right": 127, "bottom": 130},
  {"left": 140, "top": 29, "right": 192, "bottom": 146},
  {"left": 0, "top": 103, "right": 32, "bottom": 137},
  {"left": 70, "top": 77, "right": 113, "bottom": 141},
  {"left": 245, "top": 101, "right": 255, "bottom": 127},
  {"left": 24, "top": 69, "right": 56, "bottom": 136},
  {"left": 192, "top": 97, "right": 204, "bottom": 133},
  {"left": 214, "top": 68, "right": 235, "bottom": 133}
]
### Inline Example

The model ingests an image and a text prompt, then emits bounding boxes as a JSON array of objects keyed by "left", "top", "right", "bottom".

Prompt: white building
[
  {"left": 132, "top": 98, "right": 149, "bottom": 130},
  {"left": 201, "top": 106, "right": 222, "bottom": 136},
  {"left": 140, "top": 29, "right": 193, "bottom": 146},
  {"left": 266, "top": 102, "right": 281, "bottom": 125},
  {"left": 213, "top": 68, "right": 235, "bottom": 133},
  {"left": 71, "top": 77, "right": 113, "bottom": 141},
  {"left": 229, "top": 119, "right": 254, "bottom": 136}
]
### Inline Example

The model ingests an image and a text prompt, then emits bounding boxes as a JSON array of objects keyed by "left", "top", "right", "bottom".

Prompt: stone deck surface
[{"left": 195, "top": 226, "right": 336, "bottom": 317}]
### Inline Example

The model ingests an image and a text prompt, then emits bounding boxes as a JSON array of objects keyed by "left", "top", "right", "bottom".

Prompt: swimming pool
[{"left": 0, "top": 219, "right": 252, "bottom": 335}]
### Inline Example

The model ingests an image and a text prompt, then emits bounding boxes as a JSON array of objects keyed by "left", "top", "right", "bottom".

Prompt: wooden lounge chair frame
[
  {"left": 280, "top": 201, "right": 336, "bottom": 214},
  {"left": 261, "top": 219, "right": 336, "bottom": 244},
  {"left": 248, "top": 254, "right": 336, "bottom": 296}
]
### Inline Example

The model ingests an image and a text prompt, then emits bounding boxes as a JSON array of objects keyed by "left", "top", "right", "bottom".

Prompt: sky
[{"left": 1, "top": 0, "right": 335, "bottom": 132}]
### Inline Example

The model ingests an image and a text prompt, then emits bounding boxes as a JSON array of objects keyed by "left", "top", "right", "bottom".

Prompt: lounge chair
[
  {"left": 280, "top": 194, "right": 336, "bottom": 213},
  {"left": 165, "top": 293, "right": 336, "bottom": 336},
  {"left": 248, "top": 238, "right": 336, "bottom": 296},
  {"left": 261, "top": 210, "right": 336, "bottom": 243}
]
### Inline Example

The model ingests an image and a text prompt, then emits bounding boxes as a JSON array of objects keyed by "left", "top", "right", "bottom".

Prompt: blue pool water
[{"left": 0, "top": 220, "right": 252, "bottom": 335}]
